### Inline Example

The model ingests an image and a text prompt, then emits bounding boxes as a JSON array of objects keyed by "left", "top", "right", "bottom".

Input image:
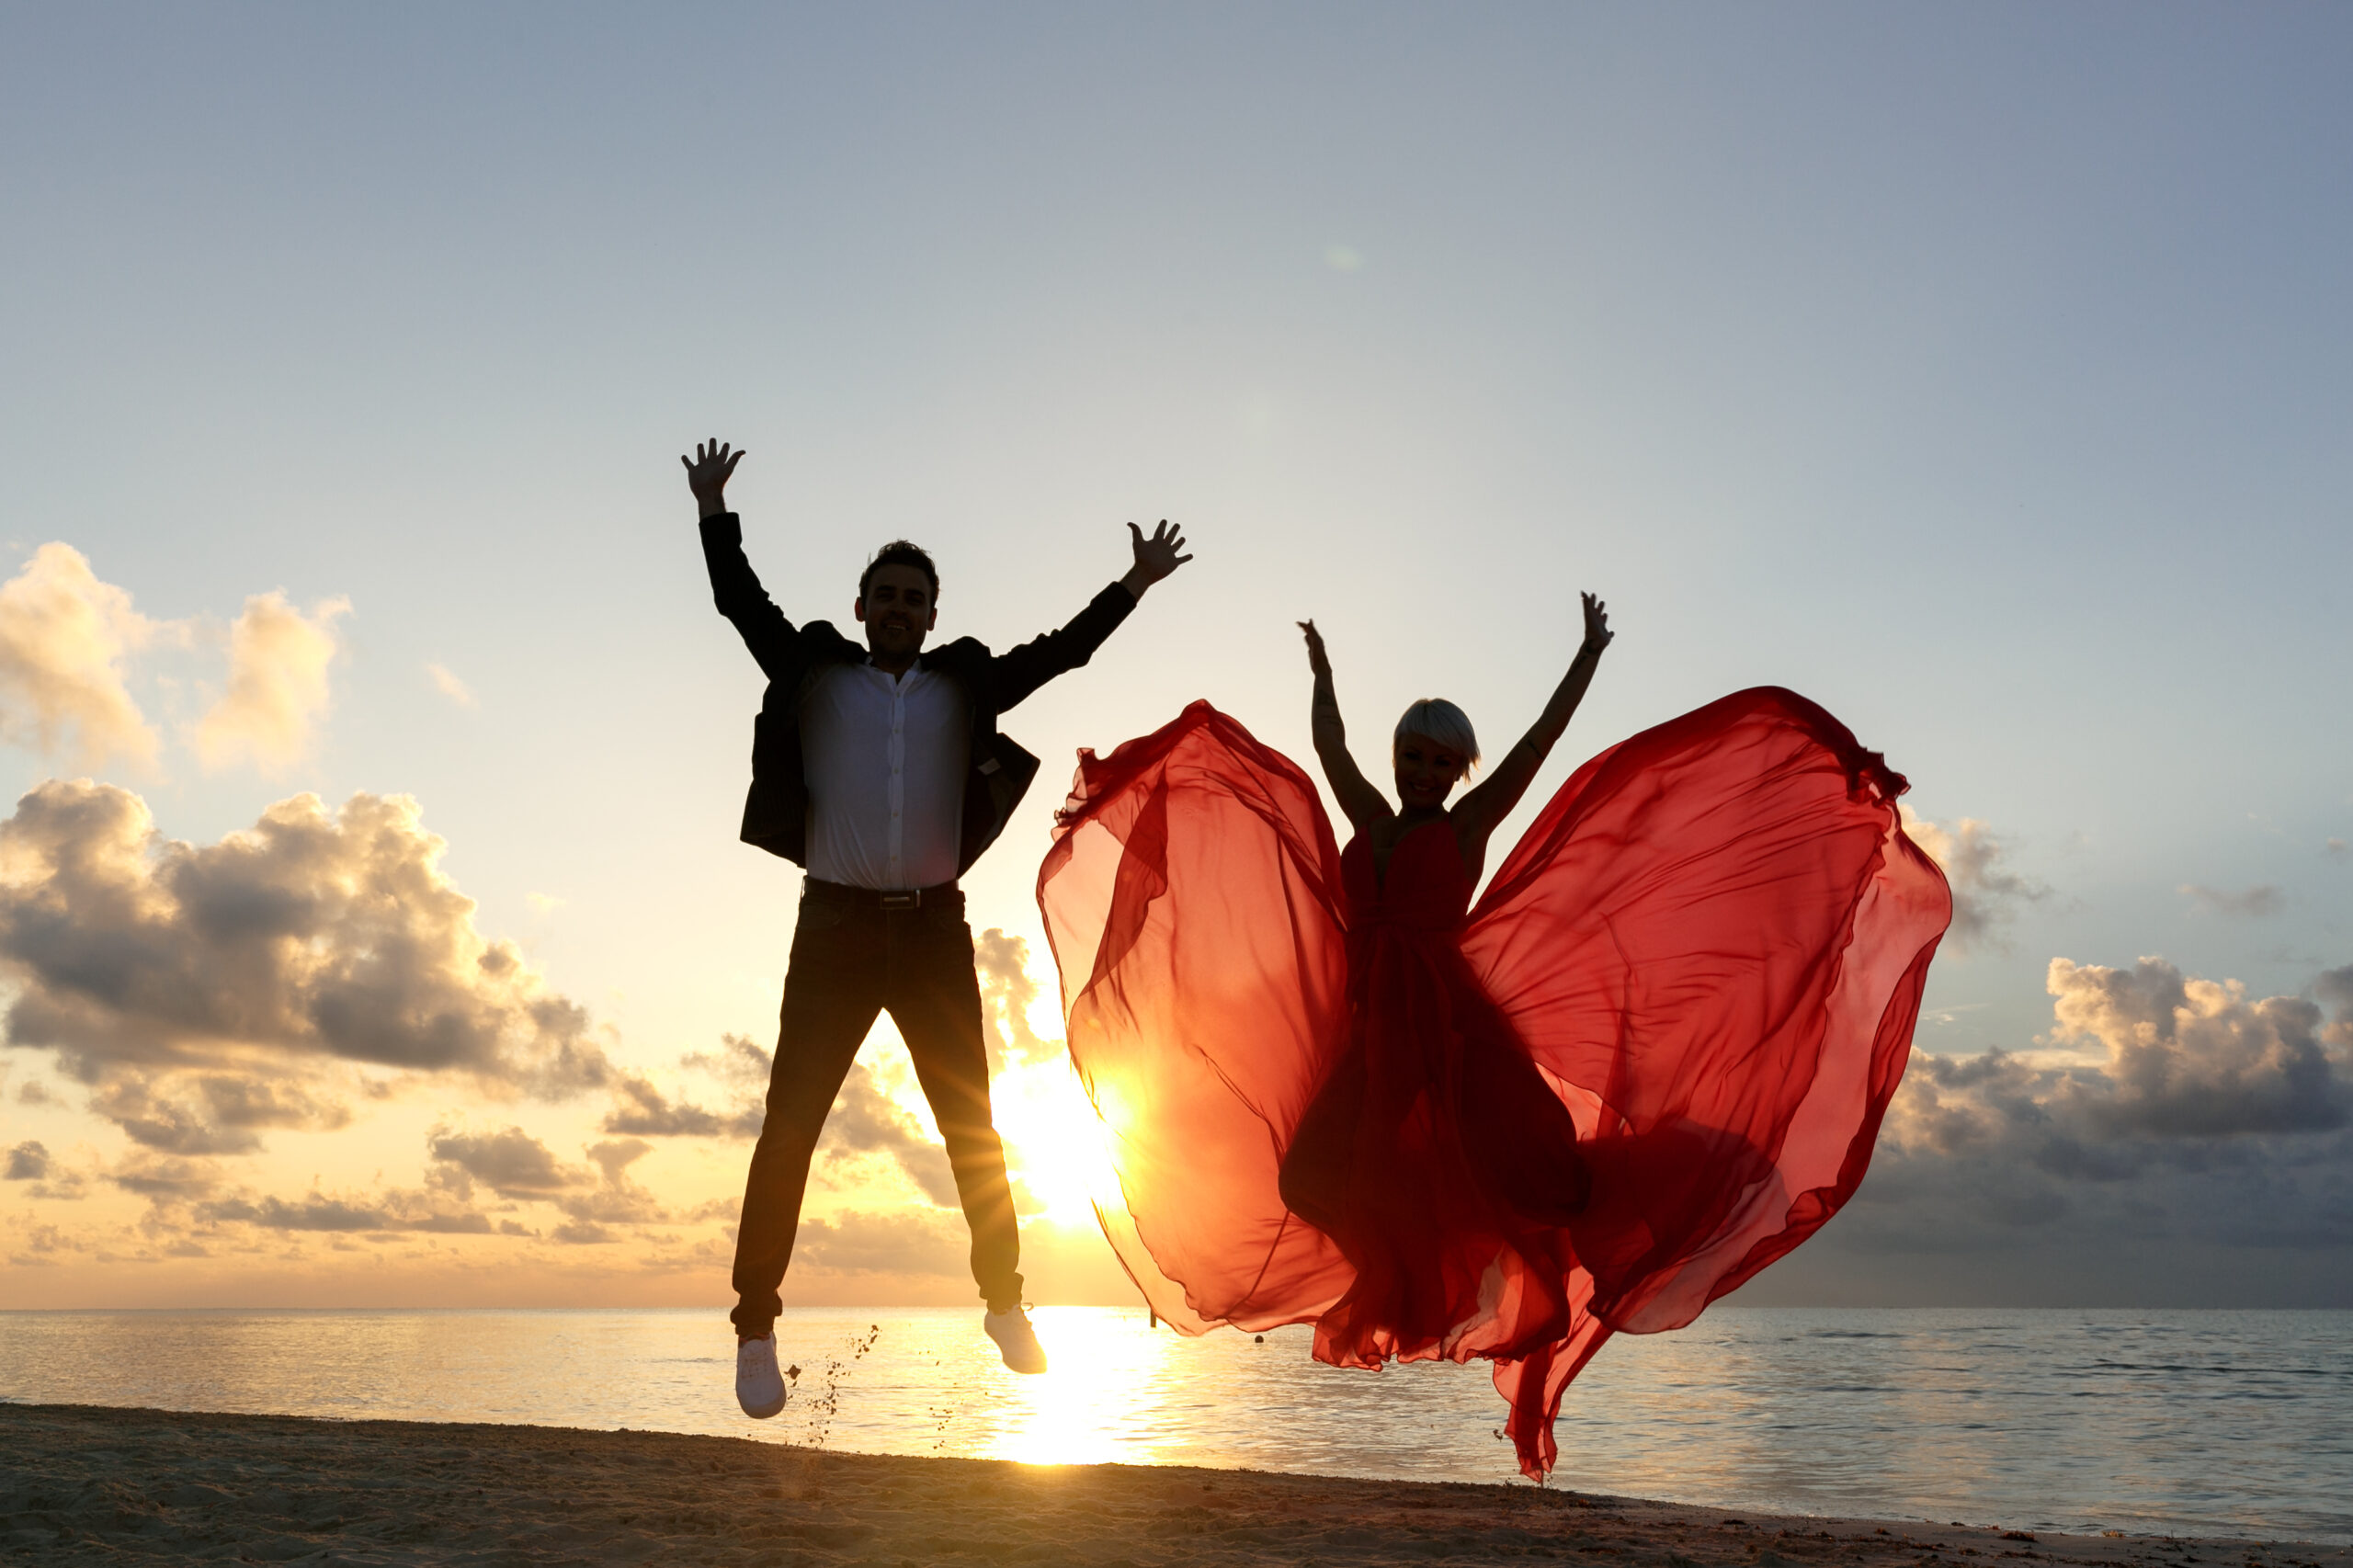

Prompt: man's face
[{"left": 856, "top": 564, "right": 938, "bottom": 661}]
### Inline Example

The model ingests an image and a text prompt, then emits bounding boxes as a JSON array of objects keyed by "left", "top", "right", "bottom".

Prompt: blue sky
[{"left": 1, "top": 5, "right": 2347, "bottom": 1307}]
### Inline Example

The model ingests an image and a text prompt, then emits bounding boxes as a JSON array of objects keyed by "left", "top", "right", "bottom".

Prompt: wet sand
[{"left": 5, "top": 1403, "right": 2345, "bottom": 1567}]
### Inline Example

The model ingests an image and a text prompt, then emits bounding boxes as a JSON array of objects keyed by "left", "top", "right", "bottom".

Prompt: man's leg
[
  {"left": 883, "top": 899, "right": 1024, "bottom": 1315},
  {"left": 731, "top": 901, "right": 883, "bottom": 1337}
]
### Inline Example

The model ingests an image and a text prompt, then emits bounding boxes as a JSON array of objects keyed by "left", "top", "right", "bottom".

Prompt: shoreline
[{"left": 5, "top": 1403, "right": 2347, "bottom": 1567}]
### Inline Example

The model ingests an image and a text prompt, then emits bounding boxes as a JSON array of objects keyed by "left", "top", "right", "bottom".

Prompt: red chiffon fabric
[{"left": 1037, "top": 690, "right": 1950, "bottom": 1480}]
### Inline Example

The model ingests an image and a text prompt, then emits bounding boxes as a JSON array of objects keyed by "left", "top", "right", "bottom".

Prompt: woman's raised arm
[
  {"left": 1452, "top": 592, "right": 1613, "bottom": 846},
  {"left": 1300, "top": 620, "right": 1392, "bottom": 835}
]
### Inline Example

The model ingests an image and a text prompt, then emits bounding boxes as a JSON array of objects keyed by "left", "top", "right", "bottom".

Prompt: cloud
[
  {"left": 143, "top": 1125, "right": 671, "bottom": 1251},
  {"left": 17, "top": 1078, "right": 53, "bottom": 1105},
  {"left": 195, "top": 1189, "right": 497, "bottom": 1234},
  {"left": 604, "top": 1032, "right": 776, "bottom": 1140},
  {"left": 12, "top": 1143, "right": 87, "bottom": 1200},
  {"left": 791, "top": 1209, "right": 966, "bottom": 1278},
  {"left": 149, "top": 1124, "right": 674, "bottom": 1250},
  {"left": 974, "top": 927, "right": 1058, "bottom": 1069},
  {"left": 1880, "top": 956, "right": 2347, "bottom": 1179},
  {"left": 617, "top": 1031, "right": 773, "bottom": 1140},
  {"left": 426, "top": 1125, "right": 578, "bottom": 1199},
  {"left": 108, "top": 1154, "right": 222, "bottom": 1199},
  {"left": 0, "top": 543, "right": 161, "bottom": 770},
  {"left": 1814, "top": 956, "right": 2353, "bottom": 1278},
  {"left": 2044, "top": 956, "right": 2343, "bottom": 1137},
  {"left": 199, "top": 1194, "right": 395, "bottom": 1233},
  {"left": 426, "top": 663, "right": 476, "bottom": 710},
  {"left": 596, "top": 939, "right": 1059, "bottom": 1214},
  {"left": 2329, "top": 838, "right": 2347, "bottom": 858},
  {"left": 526, "top": 892, "right": 563, "bottom": 915},
  {"left": 405, "top": 1212, "right": 501, "bottom": 1234},
  {"left": 423, "top": 1126, "right": 665, "bottom": 1225},
  {"left": 552, "top": 1221, "right": 616, "bottom": 1244},
  {"left": 682, "top": 1031, "right": 771, "bottom": 1089},
  {"left": 586, "top": 1138, "right": 649, "bottom": 1184},
  {"left": 819, "top": 1063, "right": 958, "bottom": 1207},
  {"left": 89, "top": 1070, "right": 350, "bottom": 1155},
  {"left": 8, "top": 1220, "right": 82, "bottom": 1266},
  {"left": 0, "top": 782, "right": 609, "bottom": 1108},
  {"left": 557, "top": 1138, "right": 666, "bottom": 1225},
  {"left": 1900, "top": 808, "right": 2048, "bottom": 954},
  {"left": 603, "top": 1074, "right": 735, "bottom": 1138},
  {"left": 193, "top": 592, "right": 348, "bottom": 774},
  {"left": 2178, "top": 883, "right": 2285, "bottom": 918},
  {"left": 0, "top": 547, "right": 372, "bottom": 779}
]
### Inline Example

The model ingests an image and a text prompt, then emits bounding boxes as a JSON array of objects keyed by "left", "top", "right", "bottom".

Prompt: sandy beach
[{"left": 5, "top": 1403, "right": 2346, "bottom": 1568}]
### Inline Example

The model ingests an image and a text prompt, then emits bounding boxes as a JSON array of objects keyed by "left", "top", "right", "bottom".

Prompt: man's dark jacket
[{"left": 700, "top": 513, "right": 1137, "bottom": 877}]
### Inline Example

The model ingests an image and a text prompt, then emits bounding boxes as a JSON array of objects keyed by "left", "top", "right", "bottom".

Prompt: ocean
[{"left": 3, "top": 1306, "right": 2347, "bottom": 1545}]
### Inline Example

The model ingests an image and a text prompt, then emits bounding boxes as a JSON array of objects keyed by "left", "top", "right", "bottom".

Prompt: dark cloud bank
[
  {"left": 101, "top": 1127, "right": 669, "bottom": 1255},
  {"left": 0, "top": 782, "right": 663, "bottom": 1255},
  {"left": 0, "top": 777, "right": 1025, "bottom": 1262},
  {"left": 1748, "top": 956, "right": 2353, "bottom": 1306},
  {"left": 0, "top": 781, "right": 609, "bottom": 1164}
]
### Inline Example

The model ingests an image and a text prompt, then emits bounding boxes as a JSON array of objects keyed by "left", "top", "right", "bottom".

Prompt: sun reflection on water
[{"left": 982, "top": 1307, "right": 1177, "bottom": 1468}]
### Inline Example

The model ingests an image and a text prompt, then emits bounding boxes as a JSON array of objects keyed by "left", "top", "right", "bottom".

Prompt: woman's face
[{"left": 1393, "top": 732, "right": 1469, "bottom": 811}]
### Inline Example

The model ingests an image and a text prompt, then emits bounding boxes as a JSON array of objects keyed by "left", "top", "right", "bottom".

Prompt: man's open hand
[
  {"left": 1120, "top": 519, "right": 1193, "bottom": 597},
  {"left": 682, "top": 438, "right": 746, "bottom": 519}
]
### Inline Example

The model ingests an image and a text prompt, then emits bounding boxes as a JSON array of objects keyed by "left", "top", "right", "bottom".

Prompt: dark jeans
[{"left": 730, "top": 884, "right": 1023, "bottom": 1334}]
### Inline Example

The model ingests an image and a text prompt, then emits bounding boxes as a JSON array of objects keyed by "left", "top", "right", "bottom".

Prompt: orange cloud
[
  {"left": 0, "top": 543, "right": 162, "bottom": 770},
  {"left": 193, "top": 592, "right": 349, "bottom": 774}
]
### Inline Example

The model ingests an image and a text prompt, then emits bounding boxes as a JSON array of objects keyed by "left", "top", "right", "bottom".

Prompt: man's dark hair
[{"left": 858, "top": 540, "right": 939, "bottom": 602}]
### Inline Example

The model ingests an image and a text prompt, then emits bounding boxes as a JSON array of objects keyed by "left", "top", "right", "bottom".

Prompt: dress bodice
[{"left": 1341, "top": 818, "right": 1473, "bottom": 933}]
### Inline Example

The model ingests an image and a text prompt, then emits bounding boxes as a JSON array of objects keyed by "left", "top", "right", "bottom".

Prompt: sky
[{"left": 1, "top": 3, "right": 2348, "bottom": 1312}]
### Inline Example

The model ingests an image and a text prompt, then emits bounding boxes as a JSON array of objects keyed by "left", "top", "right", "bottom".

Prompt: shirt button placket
[{"left": 889, "top": 683, "right": 905, "bottom": 883}]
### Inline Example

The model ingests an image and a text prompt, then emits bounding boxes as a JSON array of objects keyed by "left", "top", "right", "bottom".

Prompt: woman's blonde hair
[{"left": 1392, "top": 699, "right": 1480, "bottom": 773}]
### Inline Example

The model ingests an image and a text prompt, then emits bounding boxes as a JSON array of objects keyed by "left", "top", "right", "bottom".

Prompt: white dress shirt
[{"left": 799, "top": 661, "right": 968, "bottom": 890}]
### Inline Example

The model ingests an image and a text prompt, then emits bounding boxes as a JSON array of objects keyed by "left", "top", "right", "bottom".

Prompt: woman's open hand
[{"left": 1581, "top": 592, "right": 1612, "bottom": 653}]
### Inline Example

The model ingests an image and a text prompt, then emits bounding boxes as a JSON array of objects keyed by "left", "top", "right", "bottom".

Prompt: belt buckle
[{"left": 881, "top": 890, "right": 921, "bottom": 911}]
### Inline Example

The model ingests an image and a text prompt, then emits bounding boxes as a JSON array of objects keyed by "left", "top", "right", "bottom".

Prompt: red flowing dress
[{"left": 1036, "top": 688, "right": 1950, "bottom": 1480}]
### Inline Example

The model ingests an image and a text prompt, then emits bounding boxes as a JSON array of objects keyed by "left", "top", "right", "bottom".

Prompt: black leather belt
[{"left": 803, "top": 878, "right": 961, "bottom": 911}]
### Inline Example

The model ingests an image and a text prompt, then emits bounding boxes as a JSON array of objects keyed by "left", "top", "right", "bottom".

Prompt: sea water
[{"left": 2, "top": 1307, "right": 2347, "bottom": 1545}]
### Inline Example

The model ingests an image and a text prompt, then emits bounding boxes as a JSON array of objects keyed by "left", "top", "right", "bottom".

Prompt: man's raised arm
[
  {"left": 993, "top": 519, "right": 1193, "bottom": 710},
  {"left": 684, "top": 438, "right": 798, "bottom": 681}
]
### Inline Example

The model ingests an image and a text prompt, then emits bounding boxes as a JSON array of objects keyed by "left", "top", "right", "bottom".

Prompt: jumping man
[{"left": 682, "top": 439, "right": 1192, "bottom": 1417}]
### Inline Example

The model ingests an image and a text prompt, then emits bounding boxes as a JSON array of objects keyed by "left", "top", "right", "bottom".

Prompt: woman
[
  {"left": 1037, "top": 599, "right": 1949, "bottom": 1480},
  {"left": 1275, "top": 597, "right": 1613, "bottom": 1381}
]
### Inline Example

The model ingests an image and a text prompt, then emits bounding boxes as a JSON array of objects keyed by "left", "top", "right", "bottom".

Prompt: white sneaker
[
  {"left": 983, "top": 1306, "right": 1048, "bottom": 1374},
  {"left": 736, "top": 1333, "right": 788, "bottom": 1418}
]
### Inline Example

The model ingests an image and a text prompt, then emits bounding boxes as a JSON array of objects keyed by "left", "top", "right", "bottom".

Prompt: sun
[{"left": 991, "top": 1050, "right": 1125, "bottom": 1227}]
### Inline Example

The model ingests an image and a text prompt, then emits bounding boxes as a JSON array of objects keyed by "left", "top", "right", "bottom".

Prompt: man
[{"left": 682, "top": 438, "right": 1191, "bottom": 1419}]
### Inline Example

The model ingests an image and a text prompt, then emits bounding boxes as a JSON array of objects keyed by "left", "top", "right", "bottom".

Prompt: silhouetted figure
[
  {"left": 1039, "top": 606, "right": 1950, "bottom": 1478},
  {"left": 683, "top": 438, "right": 1191, "bottom": 1417}
]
